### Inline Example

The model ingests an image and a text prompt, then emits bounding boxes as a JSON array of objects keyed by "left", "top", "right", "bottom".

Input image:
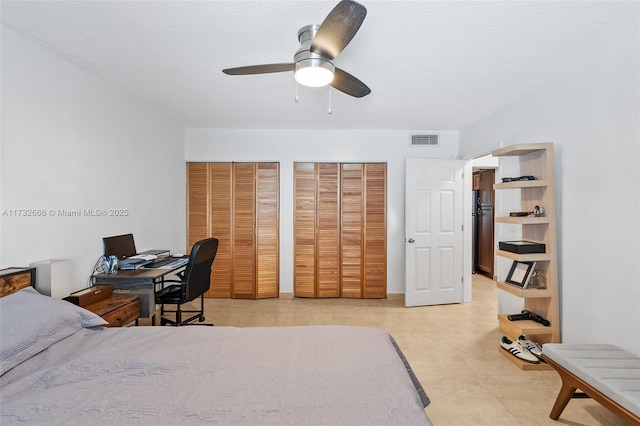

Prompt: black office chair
[{"left": 155, "top": 238, "right": 218, "bottom": 326}]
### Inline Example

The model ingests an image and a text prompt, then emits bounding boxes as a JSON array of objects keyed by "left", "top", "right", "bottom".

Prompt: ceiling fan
[{"left": 222, "top": 0, "right": 371, "bottom": 98}]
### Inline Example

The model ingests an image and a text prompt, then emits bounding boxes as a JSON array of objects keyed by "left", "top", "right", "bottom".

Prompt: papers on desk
[
  {"left": 118, "top": 258, "right": 150, "bottom": 270},
  {"left": 154, "top": 258, "right": 188, "bottom": 269},
  {"left": 129, "top": 254, "right": 157, "bottom": 261}
]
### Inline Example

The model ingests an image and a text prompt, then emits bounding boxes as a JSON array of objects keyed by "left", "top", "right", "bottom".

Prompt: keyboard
[{"left": 145, "top": 257, "right": 181, "bottom": 269}]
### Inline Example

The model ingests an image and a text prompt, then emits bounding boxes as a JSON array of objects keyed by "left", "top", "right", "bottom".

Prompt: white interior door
[{"left": 405, "top": 158, "right": 464, "bottom": 307}]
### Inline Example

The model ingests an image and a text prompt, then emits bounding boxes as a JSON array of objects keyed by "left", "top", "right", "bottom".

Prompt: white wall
[
  {"left": 0, "top": 26, "right": 186, "bottom": 292},
  {"left": 459, "top": 36, "right": 640, "bottom": 355},
  {"left": 186, "top": 129, "right": 459, "bottom": 295}
]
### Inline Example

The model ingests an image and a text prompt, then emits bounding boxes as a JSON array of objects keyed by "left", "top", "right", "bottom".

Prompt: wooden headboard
[{"left": 0, "top": 268, "right": 36, "bottom": 297}]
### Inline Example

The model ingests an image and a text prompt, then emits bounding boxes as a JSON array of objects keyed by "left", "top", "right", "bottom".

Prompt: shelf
[
  {"left": 492, "top": 143, "right": 553, "bottom": 157},
  {"left": 494, "top": 180, "right": 549, "bottom": 190},
  {"left": 496, "top": 249, "right": 550, "bottom": 262},
  {"left": 498, "top": 348, "right": 553, "bottom": 371},
  {"left": 498, "top": 314, "right": 553, "bottom": 336},
  {"left": 495, "top": 216, "right": 549, "bottom": 225},
  {"left": 492, "top": 143, "right": 559, "bottom": 371},
  {"left": 497, "top": 281, "right": 552, "bottom": 298}
]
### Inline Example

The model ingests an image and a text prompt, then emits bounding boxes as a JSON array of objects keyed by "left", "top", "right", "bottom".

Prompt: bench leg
[
  {"left": 542, "top": 353, "right": 640, "bottom": 425},
  {"left": 550, "top": 381, "right": 577, "bottom": 420}
]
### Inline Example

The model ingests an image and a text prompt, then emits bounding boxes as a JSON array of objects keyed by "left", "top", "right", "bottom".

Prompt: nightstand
[{"left": 66, "top": 284, "right": 141, "bottom": 327}]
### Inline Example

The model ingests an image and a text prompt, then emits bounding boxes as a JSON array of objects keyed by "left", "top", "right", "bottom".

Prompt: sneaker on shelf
[
  {"left": 500, "top": 336, "right": 540, "bottom": 363},
  {"left": 518, "top": 335, "right": 543, "bottom": 358}
]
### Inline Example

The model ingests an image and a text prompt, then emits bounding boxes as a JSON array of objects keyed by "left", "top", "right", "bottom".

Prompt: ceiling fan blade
[
  {"left": 222, "top": 63, "right": 295, "bottom": 75},
  {"left": 331, "top": 67, "right": 371, "bottom": 98},
  {"left": 310, "top": 0, "right": 367, "bottom": 60}
]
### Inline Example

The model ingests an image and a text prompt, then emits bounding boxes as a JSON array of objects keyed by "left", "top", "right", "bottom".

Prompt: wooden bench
[{"left": 541, "top": 343, "right": 640, "bottom": 425}]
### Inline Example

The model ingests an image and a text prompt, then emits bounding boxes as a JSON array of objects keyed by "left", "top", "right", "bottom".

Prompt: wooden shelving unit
[
  {"left": 494, "top": 180, "right": 550, "bottom": 190},
  {"left": 496, "top": 281, "right": 552, "bottom": 298},
  {"left": 495, "top": 216, "right": 550, "bottom": 225},
  {"left": 495, "top": 250, "right": 551, "bottom": 262},
  {"left": 492, "top": 142, "right": 560, "bottom": 371}
]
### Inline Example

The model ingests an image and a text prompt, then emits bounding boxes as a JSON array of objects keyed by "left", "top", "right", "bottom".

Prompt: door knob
[{"left": 407, "top": 238, "right": 415, "bottom": 243}]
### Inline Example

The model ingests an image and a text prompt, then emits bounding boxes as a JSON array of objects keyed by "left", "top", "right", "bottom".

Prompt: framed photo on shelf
[{"left": 505, "top": 261, "right": 536, "bottom": 288}]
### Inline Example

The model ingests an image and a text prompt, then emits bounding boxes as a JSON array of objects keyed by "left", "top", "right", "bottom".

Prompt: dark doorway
[{"left": 473, "top": 169, "right": 495, "bottom": 278}]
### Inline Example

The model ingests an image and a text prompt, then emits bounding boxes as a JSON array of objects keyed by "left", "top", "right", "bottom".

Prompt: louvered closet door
[
  {"left": 363, "top": 163, "right": 387, "bottom": 298},
  {"left": 232, "top": 163, "right": 256, "bottom": 299},
  {"left": 255, "top": 163, "right": 279, "bottom": 298},
  {"left": 187, "top": 163, "right": 209, "bottom": 249},
  {"left": 294, "top": 162, "right": 386, "bottom": 299},
  {"left": 187, "top": 162, "right": 279, "bottom": 299},
  {"left": 317, "top": 163, "right": 340, "bottom": 297},
  {"left": 294, "top": 163, "right": 317, "bottom": 297},
  {"left": 187, "top": 163, "right": 216, "bottom": 297},
  {"left": 294, "top": 163, "right": 340, "bottom": 298},
  {"left": 340, "top": 163, "right": 387, "bottom": 299},
  {"left": 209, "top": 163, "right": 233, "bottom": 298},
  {"left": 340, "top": 164, "right": 364, "bottom": 298}
]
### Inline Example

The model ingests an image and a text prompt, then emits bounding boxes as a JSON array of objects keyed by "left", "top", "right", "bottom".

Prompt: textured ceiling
[{"left": 1, "top": 1, "right": 637, "bottom": 130}]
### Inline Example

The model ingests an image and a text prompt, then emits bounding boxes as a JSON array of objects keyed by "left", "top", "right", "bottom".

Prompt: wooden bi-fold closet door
[
  {"left": 294, "top": 162, "right": 386, "bottom": 299},
  {"left": 233, "top": 162, "right": 279, "bottom": 299},
  {"left": 361, "top": 163, "right": 386, "bottom": 298},
  {"left": 341, "top": 163, "right": 387, "bottom": 299},
  {"left": 294, "top": 163, "right": 341, "bottom": 298},
  {"left": 186, "top": 162, "right": 279, "bottom": 299}
]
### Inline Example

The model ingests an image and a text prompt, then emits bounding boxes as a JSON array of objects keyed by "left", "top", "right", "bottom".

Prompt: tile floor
[{"left": 164, "top": 274, "right": 624, "bottom": 425}]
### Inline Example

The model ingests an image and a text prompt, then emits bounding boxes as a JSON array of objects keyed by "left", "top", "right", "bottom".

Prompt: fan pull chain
[
  {"left": 328, "top": 85, "right": 332, "bottom": 114},
  {"left": 294, "top": 81, "right": 299, "bottom": 103}
]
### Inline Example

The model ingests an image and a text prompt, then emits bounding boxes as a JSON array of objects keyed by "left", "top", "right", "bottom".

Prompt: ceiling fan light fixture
[
  {"left": 222, "top": 1, "right": 370, "bottom": 97},
  {"left": 295, "top": 58, "right": 335, "bottom": 87}
]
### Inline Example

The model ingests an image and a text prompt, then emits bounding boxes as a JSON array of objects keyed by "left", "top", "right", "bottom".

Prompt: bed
[{"left": 0, "top": 283, "right": 432, "bottom": 425}]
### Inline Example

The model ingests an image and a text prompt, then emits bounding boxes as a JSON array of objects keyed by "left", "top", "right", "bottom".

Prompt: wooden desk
[{"left": 92, "top": 266, "right": 184, "bottom": 319}]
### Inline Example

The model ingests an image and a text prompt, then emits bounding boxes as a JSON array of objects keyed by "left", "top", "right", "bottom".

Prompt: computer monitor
[{"left": 103, "top": 233, "right": 137, "bottom": 259}]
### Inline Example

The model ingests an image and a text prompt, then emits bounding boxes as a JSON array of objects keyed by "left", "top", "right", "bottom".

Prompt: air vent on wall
[{"left": 410, "top": 134, "right": 439, "bottom": 146}]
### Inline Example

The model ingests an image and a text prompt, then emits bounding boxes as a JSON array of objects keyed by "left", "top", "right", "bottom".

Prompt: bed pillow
[{"left": 0, "top": 287, "right": 108, "bottom": 375}]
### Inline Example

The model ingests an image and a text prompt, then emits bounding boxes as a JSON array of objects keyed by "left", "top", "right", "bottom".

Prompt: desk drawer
[
  {"left": 66, "top": 284, "right": 113, "bottom": 307},
  {"left": 103, "top": 298, "right": 141, "bottom": 327}
]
